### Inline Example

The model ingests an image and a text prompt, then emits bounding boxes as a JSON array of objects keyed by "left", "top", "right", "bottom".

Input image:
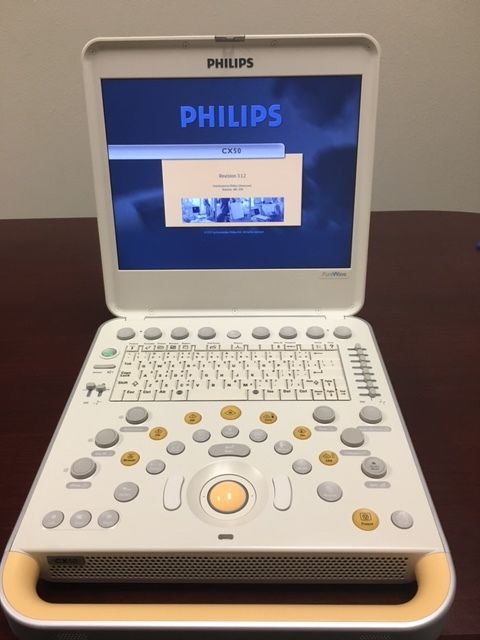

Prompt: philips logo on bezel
[{"left": 207, "top": 57, "right": 254, "bottom": 69}]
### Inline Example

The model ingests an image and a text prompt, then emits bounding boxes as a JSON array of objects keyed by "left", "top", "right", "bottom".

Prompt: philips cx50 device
[{"left": 0, "top": 34, "right": 454, "bottom": 640}]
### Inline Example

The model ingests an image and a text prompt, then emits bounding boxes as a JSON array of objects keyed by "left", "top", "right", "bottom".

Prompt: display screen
[{"left": 101, "top": 75, "right": 361, "bottom": 270}]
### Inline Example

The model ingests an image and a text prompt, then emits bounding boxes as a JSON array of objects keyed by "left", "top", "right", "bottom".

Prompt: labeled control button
[
  {"left": 71, "top": 457, "right": 97, "bottom": 480},
  {"left": 361, "top": 456, "right": 387, "bottom": 479},
  {"left": 146, "top": 459, "right": 166, "bottom": 475},
  {"left": 208, "top": 443, "right": 250, "bottom": 458},
  {"left": 333, "top": 326, "right": 352, "bottom": 339},
  {"left": 252, "top": 326, "right": 270, "bottom": 340},
  {"left": 198, "top": 326, "right": 216, "bottom": 340},
  {"left": 221, "top": 425, "right": 239, "bottom": 438},
  {"left": 121, "top": 451, "right": 140, "bottom": 466},
  {"left": 101, "top": 348, "right": 118, "bottom": 359},
  {"left": 319, "top": 450, "right": 339, "bottom": 466},
  {"left": 184, "top": 411, "right": 202, "bottom": 425},
  {"left": 95, "top": 428, "right": 119, "bottom": 449},
  {"left": 313, "top": 406, "right": 335, "bottom": 424},
  {"left": 171, "top": 327, "right": 189, "bottom": 340},
  {"left": 340, "top": 428, "right": 365, "bottom": 448},
  {"left": 114, "top": 481, "right": 139, "bottom": 502},
  {"left": 274, "top": 440, "right": 293, "bottom": 455},
  {"left": 42, "top": 510, "right": 64, "bottom": 529},
  {"left": 116, "top": 327, "right": 135, "bottom": 340},
  {"left": 272, "top": 474, "right": 292, "bottom": 511},
  {"left": 359, "top": 406, "right": 383, "bottom": 424},
  {"left": 98, "top": 510, "right": 119, "bottom": 528},
  {"left": 293, "top": 426, "right": 311, "bottom": 440},
  {"left": 259, "top": 411, "right": 277, "bottom": 424},
  {"left": 126, "top": 406, "right": 148, "bottom": 425},
  {"left": 306, "top": 326, "right": 324, "bottom": 339},
  {"left": 317, "top": 481, "right": 343, "bottom": 502},
  {"left": 149, "top": 427, "right": 167, "bottom": 441},
  {"left": 167, "top": 440, "right": 185, "bottom": 455},
  {"left": 207, "top": 480, "right": 248, "bottom": 514},
  {"left": 352, "top": 508, "right": 379, "bottom": 531},
  {"left": 163, "top": 474, "right": 184, "bottom": 510},
  {"left": 292, "top": 459, "right": 312, "bottom": 474},
  {"left": 192, "top": 429, "right": 211, "bottom": 443},
  {"left": 144, "top": 327, "right": 162, "bottom": 340},
  {"left": 227, "top": 330, "right": 241, "bottom": 339},
  {"left": 221, "top": 405, "right": 241, "bottom": 420},
  {"left": 279, "top": 326, "right": 297, "bottom": 339},
  {"left": 391, "top": 510, "right": 414, "bottom": 529},
  {"left": 249, "top": 428, "right": 267, "bottom": 443},
  {"left": 70, "top": 510, "right": 92, "bottom": 528}
]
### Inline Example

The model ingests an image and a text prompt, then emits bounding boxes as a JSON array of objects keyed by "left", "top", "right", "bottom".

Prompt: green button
[{"left": 101, "top": 347, "right": 118, "bottom": 359}]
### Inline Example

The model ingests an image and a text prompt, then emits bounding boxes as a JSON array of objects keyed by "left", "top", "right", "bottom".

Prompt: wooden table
[{"left": 0, "top": 212, "right": 479, "bottom": 639}]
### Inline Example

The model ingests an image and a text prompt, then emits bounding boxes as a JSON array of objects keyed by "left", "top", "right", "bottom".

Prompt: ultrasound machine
[{"left": 0, "top": 34, "right": 454, "bottom": 640}]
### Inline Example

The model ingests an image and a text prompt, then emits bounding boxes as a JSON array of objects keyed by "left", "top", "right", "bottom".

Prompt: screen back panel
[{"left": 82, "top": 35, "right": 379, "bottom": 317}]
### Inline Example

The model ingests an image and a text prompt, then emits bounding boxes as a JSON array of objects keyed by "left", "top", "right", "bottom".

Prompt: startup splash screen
[{"left": 101, "top": 75, "right": 361, "bottom": 270}]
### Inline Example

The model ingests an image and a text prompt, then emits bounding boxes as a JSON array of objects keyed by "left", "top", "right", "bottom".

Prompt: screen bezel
[{"left": 82, "top": 34, "right": 380, "bottom": 317}]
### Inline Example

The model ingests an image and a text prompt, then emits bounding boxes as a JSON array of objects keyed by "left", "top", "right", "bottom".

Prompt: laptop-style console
[{"left": 1, "top": 34, "right": 454, "bottom": 640}]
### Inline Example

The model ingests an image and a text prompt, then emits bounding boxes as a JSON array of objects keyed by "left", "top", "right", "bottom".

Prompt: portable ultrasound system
[{"left": 0, "top": 34, "right": 454, "bottom": 640}]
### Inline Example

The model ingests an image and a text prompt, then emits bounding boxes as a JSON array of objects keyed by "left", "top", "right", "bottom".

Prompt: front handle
[{"left": 2, "top": 551, "right": 452, "bottom": 626}]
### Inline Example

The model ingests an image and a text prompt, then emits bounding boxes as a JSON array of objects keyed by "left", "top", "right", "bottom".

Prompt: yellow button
[
  {"left": 259, "top": 411, "right": 277, "bottom": 425},
  {"left": 220, "top": 405, "right": 241, "bottom": 420},
  {"left": 149, "top": 427, "right": 167, "bottom": 441},
  {"left": 121, "top": 451, "right": 140, "bottom": 466},
  {"left": 352, "top": 508, "right": 379, "bottom": 531},
  {"left": 319, "top": 450, "right": 339, "bottom": 466},
  {"left": 207, "top": 480, "right": 248, "bottom": 514},
  {"left": 293, "top": 426, "right": 311, "bottom": 440},
  {"left": 184, "top": 412, "right": 202, "bottom": 425}
]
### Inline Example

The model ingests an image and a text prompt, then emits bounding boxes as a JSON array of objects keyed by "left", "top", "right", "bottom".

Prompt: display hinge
[{"left": 214, "top": 35, "right": 246, "bottom": 43}]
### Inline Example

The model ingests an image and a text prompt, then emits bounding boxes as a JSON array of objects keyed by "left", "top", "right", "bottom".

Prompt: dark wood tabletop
[{"left": 0, "top": 212, "right": 479, "bottom": 639}]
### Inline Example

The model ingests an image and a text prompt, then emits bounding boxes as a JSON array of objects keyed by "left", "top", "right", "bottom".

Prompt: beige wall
[{"left": 1, "top": 0, "right": 479, "bottom": 218}]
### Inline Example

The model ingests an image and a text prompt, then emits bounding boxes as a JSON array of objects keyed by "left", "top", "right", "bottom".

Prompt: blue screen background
[{"left": 101, "top": 75, "right": 361, "bottom": 270}]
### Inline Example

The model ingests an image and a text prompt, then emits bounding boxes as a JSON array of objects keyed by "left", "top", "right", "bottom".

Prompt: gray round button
[
  {"left": 95, "top": 428, "right": 119, "bottom": 449},
  {"left": 317, "top": 481, "right": 343, "bottom": 502},
  {"left": 125, "top": 406, "right": 148, "bottom": 425},
  {"left": 114, "top": 482, "right": 139, "bottom": 502},
  {"left": 252, "top": 326, "right": 270, "bottom": 340},
  {"left": 171, "top": 327, "right": 189, "bottom": 340},
  {"left": 340, "top": 428, "right": 365, "bottom": 448},
  {"left": 70, "top": 510, "right": 92, "bottom": 529},
  {"left": 227, "top": 330, "right": 241, "bottom": 339},
  {"left": 274, "top": 440, "right": 293, "bottom": 455},
  {"left": 333, "top": 326, "right": 352, "bottom": 339},
  {"left": 313, "top": 406, "right": 335, "bottom": 424},
  {"left": 359, "top": 406, "right": 383, "bottom": 424},
  {"left": 146, "top": 459, "right": 166, "bottom": 475},
  {"left": 391, "top": 510, "right": 414, "bottom": 529},
  {"left": 70, "top": 457, "right": 97, "bottom": 480},
  {"left": 306, "top": 326, "right": 325, "bottom": 339},
  {"left": 144, "top": 327, "right": 162, "bottom": 340},
  {"left": 116, "top": 327, "right": 135, "bottom": 340},
  {"left": 249, "top": 428, "right": 267, "bottom": 443},
  {"left": 279, "top": 326, "right": 297, "bottom": 340},
  {"left": 42, "top": 510, "right": 64, "bottom": 529},
  {"left": 221, "top": 425, "right": 239, "bottom": 438},
  {"left": 167, "top": 440, "right": 185, "bottom": 455},
  {"left": 192, "top": 429, "right": 211, "bottom": 443},
  {"left": 98, "top": 510, "right": 119, "bottom": 528},
  {"left": 198, "top": 327, "right": 216, "bottom": 340},
  {"left": 361, "top": 456, "right": 387, "bottom": 478},
  {"left": 292, "top": 459, "right": 312, "bottom": 474}
]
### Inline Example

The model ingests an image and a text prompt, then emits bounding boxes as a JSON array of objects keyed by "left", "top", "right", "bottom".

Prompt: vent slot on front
[{"left": 46, "top": 554, "right": 410, "bottom": 583}]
